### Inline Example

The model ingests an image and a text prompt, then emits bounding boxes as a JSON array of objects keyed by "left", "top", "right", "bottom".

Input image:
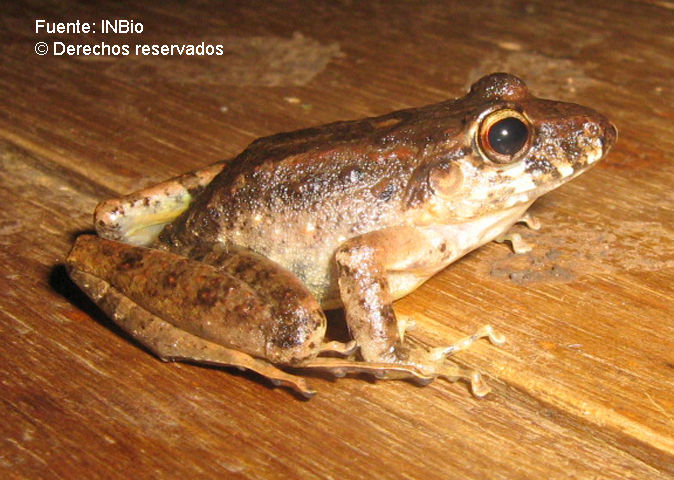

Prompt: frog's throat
[{"left": 386, "top": 200, "right": 535, "bottom": 302}]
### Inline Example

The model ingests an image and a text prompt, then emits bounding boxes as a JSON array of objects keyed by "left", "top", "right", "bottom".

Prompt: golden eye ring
[{"left": 477, "top": 109, "right": 532, "bottom": 164}]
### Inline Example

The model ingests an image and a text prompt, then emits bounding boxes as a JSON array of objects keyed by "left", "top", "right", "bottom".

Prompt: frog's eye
[{"left": 478, "top": 109, "right": 532, "bottom": 164}]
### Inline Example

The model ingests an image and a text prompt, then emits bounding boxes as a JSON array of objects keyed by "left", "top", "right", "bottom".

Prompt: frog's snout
[
  {"left": 602, "top": 121, "right": 618, "bottom": 153},
  {"left": 581, "top": 110, "right": 617, "bottom": 165}
]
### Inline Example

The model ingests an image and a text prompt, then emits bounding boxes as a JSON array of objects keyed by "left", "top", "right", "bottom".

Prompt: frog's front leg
[{"left": 333, "top": 227, "right": 504, "bottom": 395}]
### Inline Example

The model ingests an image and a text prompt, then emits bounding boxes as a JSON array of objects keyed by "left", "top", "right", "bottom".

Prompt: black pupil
[{"left": 487, "top": 117, "right": 528, "bottom": 156}]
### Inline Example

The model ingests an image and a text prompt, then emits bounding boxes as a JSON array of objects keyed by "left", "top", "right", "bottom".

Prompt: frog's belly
[
  {"left": 261, "top": 201, "right": 534, "bottom": 310},
  {"left": 268, "top": 246, "right": 340, "bottom": 308}
]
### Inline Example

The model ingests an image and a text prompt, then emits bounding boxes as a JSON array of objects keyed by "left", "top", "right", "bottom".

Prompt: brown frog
[{"left": 67, "top": 73, "right": 617, "bottom": 397}]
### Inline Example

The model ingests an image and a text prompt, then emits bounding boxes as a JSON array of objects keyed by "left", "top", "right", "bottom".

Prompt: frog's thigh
[
  {"left": 95, "top": 161, "right": 226, "bottom": 246},
  {"left": 175, "top": 242, "right": 334, "bottom": 364},
  {"left": 66, "top": 235, "right": 325, "bottom": 364},
  {"left": 334, "top": 226, "right": 440, "bottom": 363},
  {"left": 68, "top": 268, "right": 316, "bottom": 397}
]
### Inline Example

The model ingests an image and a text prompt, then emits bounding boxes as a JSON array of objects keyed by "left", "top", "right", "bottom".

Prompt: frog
[{"left": 66, "top": 73, "right": 617, "bottom": 398}]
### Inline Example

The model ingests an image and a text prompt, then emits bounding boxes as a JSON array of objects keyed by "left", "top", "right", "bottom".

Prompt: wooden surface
[{"left": 1, "top": 1, "right": 673, "bottom": 478}]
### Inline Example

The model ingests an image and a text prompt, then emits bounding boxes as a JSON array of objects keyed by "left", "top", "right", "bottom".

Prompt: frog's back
[{"left": 161, "top": 100, "right": 467, "bottom": 246}]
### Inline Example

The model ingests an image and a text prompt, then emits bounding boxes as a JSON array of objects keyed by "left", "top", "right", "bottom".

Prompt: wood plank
[{"left": 1, "top": 1, "right": 672, "bottom": 478}]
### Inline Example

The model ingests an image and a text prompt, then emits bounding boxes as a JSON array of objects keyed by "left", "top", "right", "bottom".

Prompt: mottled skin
[{"left": 68, "top": 73, "right": 616, "bottom": 397}]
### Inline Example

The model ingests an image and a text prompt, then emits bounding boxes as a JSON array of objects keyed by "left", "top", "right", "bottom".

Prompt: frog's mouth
[{"left": 506, "top": 124, "right": 612, "bottom": 206}]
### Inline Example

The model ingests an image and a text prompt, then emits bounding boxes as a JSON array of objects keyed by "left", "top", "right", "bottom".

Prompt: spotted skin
[{"left": 68, "top": 73, "right": 617, "bottom": 396}]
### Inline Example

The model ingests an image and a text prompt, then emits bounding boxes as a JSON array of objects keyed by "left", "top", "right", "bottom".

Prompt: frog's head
[{"left": 425, "top": 73, "right": 617, "bottom": 221}]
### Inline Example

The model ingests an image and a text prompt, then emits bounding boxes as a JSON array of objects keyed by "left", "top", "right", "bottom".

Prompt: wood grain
[{"left": 1, "top": 1, "right": 672, "bottom": 478}]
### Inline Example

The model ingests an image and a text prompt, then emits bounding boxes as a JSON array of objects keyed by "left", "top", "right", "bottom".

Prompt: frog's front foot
[
  {"left": 327, "top": 228, "right": 508, "bottom": 395},
  {"left": 495, "top": 212, "right": 541, "bottom": 253},
  {"left": 496, "top": 232, "right": 534, "bottom": 254},
  {"left": 517, "top": 212, "right": 541, "bottom": 230}
]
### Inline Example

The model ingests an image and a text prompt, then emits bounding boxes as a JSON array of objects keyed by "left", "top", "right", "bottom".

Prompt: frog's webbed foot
[
  {"left": 420, "top": 324, "right": 505, "bottom": 396},
  {"left": 68, "top": 267, "right": 317, "bottom": 398},
  {"left": 302, "top": 325, "right": 505, "bottom": 397},
  {"left": 426, "top": 324, "right": 505, "bottom": 358},
  {"left": 319, "top": 340, "right": 358, "bottom": 356}
]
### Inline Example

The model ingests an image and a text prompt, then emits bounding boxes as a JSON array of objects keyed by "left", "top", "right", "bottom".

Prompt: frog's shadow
[
  {"left": 51, "top": 229, "right": 104, "bottom": 323},
  {"left": 50, "top": 241, "right": 364, "bottom": 400}
]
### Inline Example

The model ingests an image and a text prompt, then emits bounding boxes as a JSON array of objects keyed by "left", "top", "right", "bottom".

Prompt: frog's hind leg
[
  {"left": 68, "top": 267, "right": 316, "bottom": 398},
  {"left": 95, "top": 161, "right": 226, "bottom": 246}
]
